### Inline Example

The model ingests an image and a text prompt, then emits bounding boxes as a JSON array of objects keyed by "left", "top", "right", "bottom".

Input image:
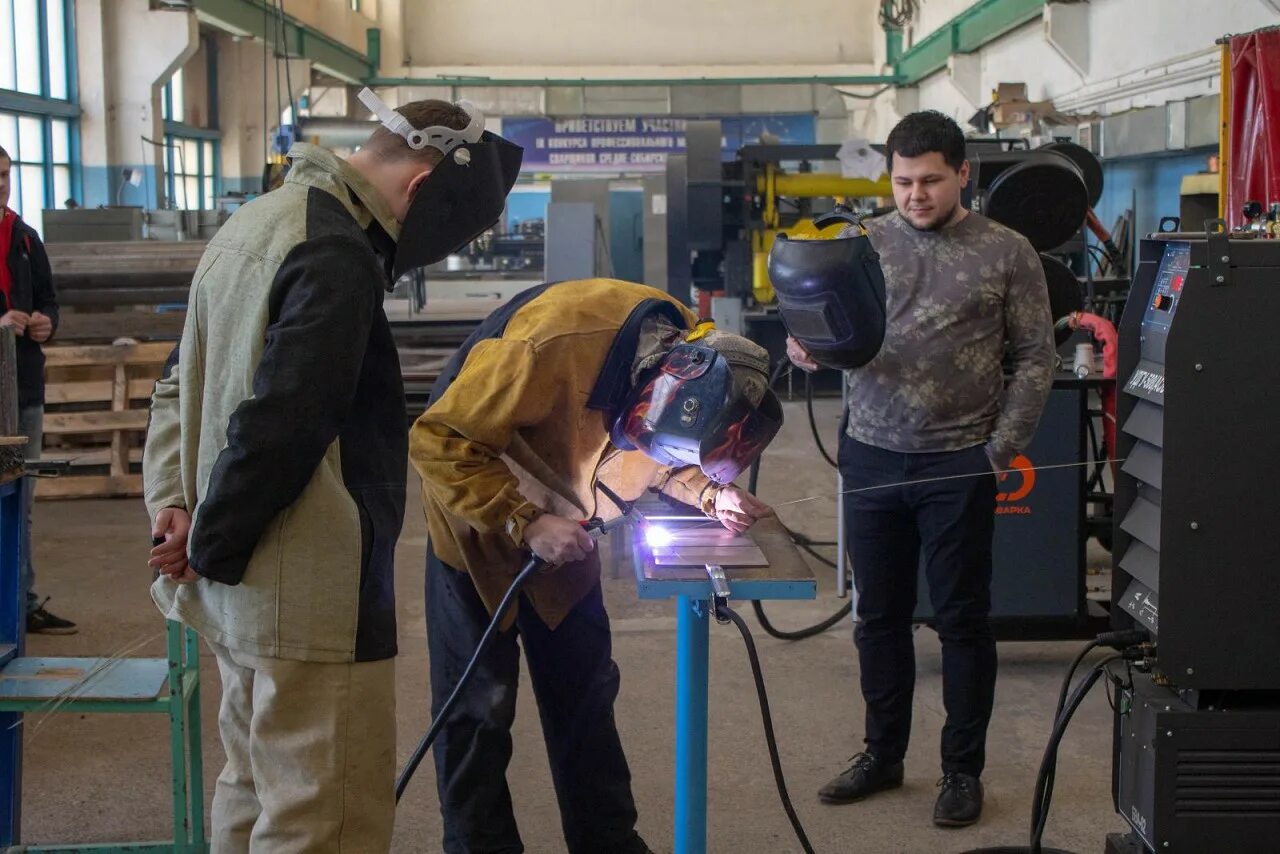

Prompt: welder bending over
[{"left": 411, "top": 278, "right": 782, "bottom": 854}]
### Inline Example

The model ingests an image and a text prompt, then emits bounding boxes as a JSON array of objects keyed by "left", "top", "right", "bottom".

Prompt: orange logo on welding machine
[{"left": 995, "top": 454, "right": 1034, "bottom": 514}]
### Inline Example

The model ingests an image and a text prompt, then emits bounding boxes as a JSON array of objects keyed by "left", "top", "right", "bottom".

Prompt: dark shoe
[
  {"left": 933, "top": 772, "right": 983, "bottom": 827},
  {"left": 27, "top": 599, "right": 77, "bottom": 635},
  {"left": 818, "top": 752, "right": 904, "bottom": 804}
]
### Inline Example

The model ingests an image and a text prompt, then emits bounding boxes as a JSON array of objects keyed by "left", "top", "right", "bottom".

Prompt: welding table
[{"left": 631, "top": 514, "right": 816, "bottom": 854}]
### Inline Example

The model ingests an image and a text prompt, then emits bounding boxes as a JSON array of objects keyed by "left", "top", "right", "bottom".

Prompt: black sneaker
[
  {"left": 27, "top": 600, "right": 77, "bottom": 635},
  {"left": 818, "top": 752, "right": 904, "bottom": 804},
  {"left": 933, "top": 772, "right": 983, "bottom": 827}
]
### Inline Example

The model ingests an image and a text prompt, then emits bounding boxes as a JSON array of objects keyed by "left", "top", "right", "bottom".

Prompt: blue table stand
[{"left": 632, "top": 514, "right": 816, "bottom": 854}]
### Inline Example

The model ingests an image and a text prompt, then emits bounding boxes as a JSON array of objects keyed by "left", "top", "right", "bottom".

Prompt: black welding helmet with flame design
[
  {"left": 611, "top": 329, "right": 783, "bottom": 484},
  {"left": 767, "top": 206, "right": 888, "bottom": 370}
]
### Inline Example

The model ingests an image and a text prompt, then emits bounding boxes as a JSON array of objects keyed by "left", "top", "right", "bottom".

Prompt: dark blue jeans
[
  {"left": 425, "top": 547, "right": 647, "bottom": 854},
  {"left": 840, "top": 435, "right": 998, "bottom": 777}
]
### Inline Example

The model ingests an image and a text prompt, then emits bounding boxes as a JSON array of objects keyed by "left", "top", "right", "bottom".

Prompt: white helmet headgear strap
[{"left": 356, "top": 87, "right": 484, "bottom": 156}]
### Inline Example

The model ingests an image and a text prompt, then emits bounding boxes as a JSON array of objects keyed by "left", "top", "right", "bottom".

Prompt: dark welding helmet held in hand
[
  {"left": 611, "top": 334, "right": 783, "bottom": 484},
  {"left": 358, "top": 88, "right": 524, "bottom": 280},
  {"left": 766, "top": 206, "right": 888, "bottom": 370}
]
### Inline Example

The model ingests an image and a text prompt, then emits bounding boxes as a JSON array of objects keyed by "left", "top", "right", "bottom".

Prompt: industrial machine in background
[
  {"left": 460, "top": 219, "right": 545, "bottom": 273},
  {"left": 1106, "top": 221, "right": 1280, "bottom": 854}
]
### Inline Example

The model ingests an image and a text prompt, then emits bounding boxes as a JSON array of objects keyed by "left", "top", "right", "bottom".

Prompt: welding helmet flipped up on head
[
  {"left": 766, "top": 206, "right": 888, "bottom": 370},
  {"left": 357, "top": 88, "right": 524, "bottom": 280},
  {"left": 611, "top": 328, "right": 783, "bottom": 484}
]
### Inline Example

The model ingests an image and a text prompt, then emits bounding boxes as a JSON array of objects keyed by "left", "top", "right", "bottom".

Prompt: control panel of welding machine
[{"left": 1142, "top": 242, "right": 1190, "bottom": 333}]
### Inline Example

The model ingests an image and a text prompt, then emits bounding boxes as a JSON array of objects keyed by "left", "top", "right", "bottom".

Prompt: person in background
[
  {"left": 790, "top": 111, "right": 1054, "bottom": 828},
  {"left": 0, "top": 144, "right": 75, "bottom": 635}
]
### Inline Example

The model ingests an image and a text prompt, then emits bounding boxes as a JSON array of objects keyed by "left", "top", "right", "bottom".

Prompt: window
[
  {"left": 1, "top": 0, "right": 73, "bottom": 100},
  {"left": 165, "top": 136, "right": 218, "bottom": 211},
  {"left": 162, "top": 36, "right": 219, "bottom": 211},
  {"left": 162, "top": 67, "right": 186, "bottom": 123},
  {"left": 0, "top": 114, "right": 72, "bottom": 235},
  {"left": 1, "top": 0, "right": 79, "bottom": 234}
]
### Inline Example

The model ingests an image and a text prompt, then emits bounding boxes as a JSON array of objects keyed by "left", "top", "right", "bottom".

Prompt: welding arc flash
[{"left": 644, "top": 525, "right": 675, "bottom": 548}]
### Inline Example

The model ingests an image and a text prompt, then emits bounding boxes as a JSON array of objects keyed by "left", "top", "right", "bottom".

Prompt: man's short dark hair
[
  {"left": 363, "top": 100, "right": 472, "bottom": 168},
  {"left": 0, "top": 144, "right": 9, "bottom": 162},
  {"left": 886, "top": 111, "right": 966, "bottom": 172}
]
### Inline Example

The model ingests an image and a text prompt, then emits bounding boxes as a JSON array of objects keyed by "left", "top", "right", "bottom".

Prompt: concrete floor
[{"left": 16, "top": 398, "right": 1128, "bottom": 853}]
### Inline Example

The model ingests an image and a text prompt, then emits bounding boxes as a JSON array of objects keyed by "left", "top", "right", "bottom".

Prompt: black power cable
[
  {"left": 958, "top": 662, "right": 1113, "bottom": 854},
  {"left": 960, "top": 630, "right": 1149, "bottom": 854},
  {"left": 749, "top": 441, "right": 853, "bottom": 639},
  {"left": 275, "top": 0, "right": 296, "bottom": 124},
  {"left": 806, "top": 371, "right": 838, "bottom": 469},
  {"left": 715, "top": 600, "right": 816, "bottom": 854},
  {"left": 396, "top": 554, "right": 545, "bottom": 802},
  {"left": 750, "top": 599, "right": 851, "bottom": 642},
  {"left": 1029, "top": 657, "right": 1121, "bottom": 852},
  {"left": 748, "top": 358, "right": 853, "bottom": 640}
]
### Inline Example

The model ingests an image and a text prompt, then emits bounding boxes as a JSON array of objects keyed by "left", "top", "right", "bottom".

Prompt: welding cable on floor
[
  {"left": 750, "top": 598, "right": 852, "bottom": 642},
  {"left": 714, "top": 600, "right": 816, "bottom": 854},
  {"left": 1028, "top": 656, "right": 1124, "bottom": 854},
  {"left": 395, "top": 553, "right": 546, "bottom": 802},
  {"left": 961, "top": 630, "right": 1149, "bottom": 854},
  {"left": 1028, "top": 630, "right": 1148, "bottom": 851},
  {"left": 959, "top": 659, "right": 1118, "bottom": 854}
]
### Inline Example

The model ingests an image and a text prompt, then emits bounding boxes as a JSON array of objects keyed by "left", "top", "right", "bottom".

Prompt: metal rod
[
  {"left": 166, "top": 622, "right": 189, "bottom": 854},
  {"left": 1219, "top": 39, "right": 1231, "bottom": 220},
  {"left": 836, "top": 378, "right": 849, "bottom": 599},
  {"left": 185, "top": 626, "right": 207, "bottom": 848},
  {"left": 674, "top": 596, "right": 710, "bottom": 854}
]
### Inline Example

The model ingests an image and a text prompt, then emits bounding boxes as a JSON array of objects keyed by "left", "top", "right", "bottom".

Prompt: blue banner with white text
[{"left": 502, "top": 114, "right": 817, "bottom": 173}]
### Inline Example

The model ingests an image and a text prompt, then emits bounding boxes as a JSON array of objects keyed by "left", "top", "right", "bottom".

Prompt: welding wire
[
  {"left": 771, "top": 458, "right": 1128, "bottom": 510},
  {"left": 683, "top": 458, "right": 1128, "bottom": 538}
]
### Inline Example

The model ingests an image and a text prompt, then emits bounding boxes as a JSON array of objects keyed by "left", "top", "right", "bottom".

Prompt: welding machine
[{"left": 1105, "top": 219, "right": 1280, "bottom": 854}]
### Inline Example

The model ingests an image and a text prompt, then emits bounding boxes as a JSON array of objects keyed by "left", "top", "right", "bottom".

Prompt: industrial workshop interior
[{"left": 3, "top": 0, "right": 1280, "bottom": 852}]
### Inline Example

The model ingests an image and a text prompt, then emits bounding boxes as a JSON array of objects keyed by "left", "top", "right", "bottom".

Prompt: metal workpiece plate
[
  {"left": 634, "top": 515, "right": 816, "bottom": 601},
  {"left": 651, "top": 546, "right": 767, "bottom": 566},
  {"left": 649, "top": 529, "right": 767, "bottom": 567}
]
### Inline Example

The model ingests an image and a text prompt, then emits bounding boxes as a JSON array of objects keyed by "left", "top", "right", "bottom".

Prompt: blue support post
[
  {"left": 673, "top": 595, "right": 709, "bottom": 854},
  {"left": 0, "top": 478, "right": 26, "bottom": 846}
]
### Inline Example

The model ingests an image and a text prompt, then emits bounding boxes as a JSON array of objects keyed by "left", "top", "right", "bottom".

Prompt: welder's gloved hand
[
  {"left": 525, "top": 513, "right": 595, "bottom": 565},
  {"left": 786, "top": 336, "right": 821, "bottom": 373},
  {"left": 713, "top": 487, "right": 774, "bottom": 534}
]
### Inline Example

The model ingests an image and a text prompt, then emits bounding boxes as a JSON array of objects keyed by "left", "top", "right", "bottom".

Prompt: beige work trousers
[{"left": 207, "top": 641, "right": 396, "bottom": 854}]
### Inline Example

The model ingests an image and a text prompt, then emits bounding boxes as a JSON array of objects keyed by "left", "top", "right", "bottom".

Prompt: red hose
[
  {"left": 1085, "top": 209, "right": 1123, "bottom": 269},
  {"left": 1069, "top": 312, "right": 1118, "bottom": 472}
]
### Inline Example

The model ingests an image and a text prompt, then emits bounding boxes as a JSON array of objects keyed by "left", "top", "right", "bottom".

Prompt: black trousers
[
  {"left": 425, "top": 547, "right": 648, "bottom": 854},
  {"left": 840, "top": 435, "right": 998, "bottom": 777}
]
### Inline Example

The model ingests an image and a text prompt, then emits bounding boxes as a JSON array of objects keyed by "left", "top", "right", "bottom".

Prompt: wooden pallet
[
  {"left": 46, "top": 239, "right": 202, "bottom": 344},
  {"left": 36, "top": 341, "right": 173, "bottom": 500}
]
